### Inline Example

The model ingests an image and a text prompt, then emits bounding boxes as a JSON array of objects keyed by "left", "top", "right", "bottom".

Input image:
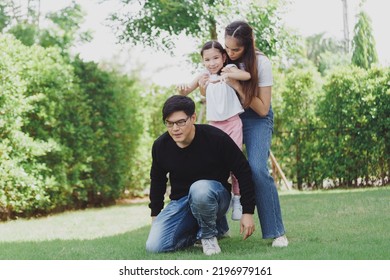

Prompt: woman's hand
[
  {"left": 225, "top": 78, "right": 245, "bottom": 104},
  {"left": 225, "top": 76, "right": 240, "bottom": 91}
]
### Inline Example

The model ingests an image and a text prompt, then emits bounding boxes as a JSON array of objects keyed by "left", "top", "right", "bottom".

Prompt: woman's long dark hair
[{"left": 225, "top": 21, "right": 259, "bottom": 108}]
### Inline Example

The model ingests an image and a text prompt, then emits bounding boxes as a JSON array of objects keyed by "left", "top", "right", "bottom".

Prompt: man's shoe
[
  {"left": 272, "top": 235, "right": 289, "bottom": 247},
  {"left": 231, "top": 195, "right": 242, "bottom": 221},
  {"left": 201, "top": 237, "right": 221, "bottom": 256}
]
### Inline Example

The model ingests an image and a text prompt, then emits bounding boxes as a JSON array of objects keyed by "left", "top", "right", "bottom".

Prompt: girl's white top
[{"left": 205, "top": 64, "right": 244, "bottom": 121}]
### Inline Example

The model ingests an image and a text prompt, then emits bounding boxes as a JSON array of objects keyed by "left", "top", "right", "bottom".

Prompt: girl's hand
[
  {"left": 198, "top": 73, "right": 209, "bottom": 96},
  {"left": 176, "top": 83, "right": 190, "bottom": 95},
  {"left": 198, "top": 73, "right": 209, "bottom": 87}
]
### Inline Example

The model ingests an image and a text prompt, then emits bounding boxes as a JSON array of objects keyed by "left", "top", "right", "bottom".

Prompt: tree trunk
[
  {"left": 341, "top": 0, "right": 350, "bottom": 53},
  {"left": 209, "top": 18, "right": 217, "bottom": 40}
]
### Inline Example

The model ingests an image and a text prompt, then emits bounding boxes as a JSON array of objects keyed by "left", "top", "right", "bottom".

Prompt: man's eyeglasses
[{"left": 164, "top": 116, "right": 190, "bottom": 128}]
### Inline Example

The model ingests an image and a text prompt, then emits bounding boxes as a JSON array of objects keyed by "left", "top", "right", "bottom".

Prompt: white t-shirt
[
  {"left": 204, "top": 64, "right": 244, "bottom": 121},
  {"left": 239, "top": 53, "right": 273, "bottom": 87}
]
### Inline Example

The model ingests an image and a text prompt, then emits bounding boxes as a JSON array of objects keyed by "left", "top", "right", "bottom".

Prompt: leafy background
[{"left": 0, "top": 0, "right": 388, "bottom": 220}]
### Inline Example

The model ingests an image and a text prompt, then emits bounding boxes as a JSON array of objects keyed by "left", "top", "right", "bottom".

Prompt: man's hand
[{"left": 240, "top": 213, "right": 255, "bottom": 240}]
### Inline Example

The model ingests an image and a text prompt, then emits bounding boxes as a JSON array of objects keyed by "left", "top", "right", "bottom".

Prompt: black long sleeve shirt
[{"left": 149, "top": 124, "right": 255, "bottom": 216}]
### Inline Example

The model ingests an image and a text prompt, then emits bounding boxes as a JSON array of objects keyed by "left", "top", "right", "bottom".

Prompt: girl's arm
[
  {"left": 177, "top": 73, "right": 205, "bottom": 96},
  {"left": 178, "top": 73, "right": 211, "bottom": 96}
]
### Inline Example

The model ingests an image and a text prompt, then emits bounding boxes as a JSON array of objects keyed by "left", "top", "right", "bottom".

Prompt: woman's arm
[
  {"left": 248, "top": 86, "right": 271, "bottom": 116},
  {"left": 222, "top": 67, "right": 251, "bottom": 81},
  {"left": 228, "top": 79, "right": 271, "bottom": 117}
]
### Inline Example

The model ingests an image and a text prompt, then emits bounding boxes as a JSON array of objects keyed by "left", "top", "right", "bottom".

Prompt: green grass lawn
[{"left": 0, "top": 187, "right": 389, "bottom": 260}]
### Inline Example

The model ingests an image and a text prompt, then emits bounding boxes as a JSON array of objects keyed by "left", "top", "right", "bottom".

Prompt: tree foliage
[
  {"left": 351, "top": 10, "right": 378, "bottom": 69},
  {"left": 246, "top": 0, "right": 300, "bottom": 60},
  {"left": 39, "top": 2, "right": 92, "bottom": 52},
  {"left": 1, "top": 1, "right": 92, "bottom": 54},
  {"left": 0, "top": 3, "right": 11, "bottom": 32},
  {"left": 304, "top": 33, "right": 348, "bottom": 74},
  {"left": 111, "top": 0, "right": 239, "bottom": 51},
  {"left": 110, "top": 0, "right": 299, "bottom": 60}
]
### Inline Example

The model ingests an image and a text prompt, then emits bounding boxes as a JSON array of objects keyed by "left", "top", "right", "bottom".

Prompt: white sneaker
[
  {"left": 272, "top": 235, "right": 289, "bottom": 247},
  {"left": 231, "top": 195, "right": 242, "bottom": 221},
  {"left": 201, "top": 237, "right": 221, "bottom": 256}
]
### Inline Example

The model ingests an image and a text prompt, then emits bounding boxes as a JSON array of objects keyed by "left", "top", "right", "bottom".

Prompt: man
[{"left": 146, "top": 95, "right": 255, "bottom": 256}]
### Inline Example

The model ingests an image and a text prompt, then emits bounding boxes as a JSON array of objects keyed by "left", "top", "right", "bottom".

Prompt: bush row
[
  {"left": 0, "top": 35, "right": 144, "bottom": 219},
  {"left": 273, "top": 64, "right": 389, "bottom": 189}
]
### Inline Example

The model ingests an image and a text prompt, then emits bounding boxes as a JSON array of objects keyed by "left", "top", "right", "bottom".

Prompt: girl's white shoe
[
  {"left": 272, "top": 235, "right": 289, "bottom": 247},
  {"left": 231, "top": 195, "right": 242, "bottom": 221}
]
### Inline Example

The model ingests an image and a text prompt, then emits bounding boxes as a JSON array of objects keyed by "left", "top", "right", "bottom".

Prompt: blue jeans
[
  {"left": 146, "top": 180, "right": 230, "bottom": 253},
  {"left": 241, "top": 110, "right": 286, "bottom": 239}
]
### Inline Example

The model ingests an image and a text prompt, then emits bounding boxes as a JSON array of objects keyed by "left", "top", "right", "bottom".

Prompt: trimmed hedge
[
  {"left": 273, "top": 65, "right": 389, "bottom": 189},
  {"left": 0, "top": 35, "right": 144, "bottom": 219}
]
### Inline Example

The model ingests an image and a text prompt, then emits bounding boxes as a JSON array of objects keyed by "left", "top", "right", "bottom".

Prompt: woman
[{"left": 199, "top": 20, "right": 288, "bottom": 247}]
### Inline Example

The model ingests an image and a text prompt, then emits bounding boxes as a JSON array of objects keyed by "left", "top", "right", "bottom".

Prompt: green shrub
[
  {"left": 273, "top": 64, "right": 389, "bottom": 189},
  {"left": 0, "top": 34, "right": 146, "bottom": 219},
  {"left": 0, "top": 35, "right": 60, "bottom": 218}
]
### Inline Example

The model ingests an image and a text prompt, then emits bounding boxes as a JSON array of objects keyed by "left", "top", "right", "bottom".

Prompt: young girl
[{"left": 177, "top": 40, "right": 250, "bottom": 221}]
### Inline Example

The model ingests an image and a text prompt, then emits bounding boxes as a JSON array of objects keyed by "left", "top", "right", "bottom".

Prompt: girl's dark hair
[
  {"left": 200, "top": 40, "right": 227, "bottom": 75},
  {"left": 162, "top": 95, "right": 195, "bottom": 122},
  {"left": 225, "top": 20, "right": 259, "bottom": 108}
]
